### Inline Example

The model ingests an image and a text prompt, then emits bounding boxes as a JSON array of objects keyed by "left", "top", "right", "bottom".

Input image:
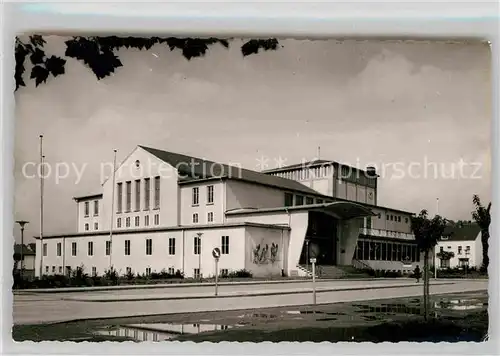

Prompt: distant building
[
  {"left": 434, "top": 223, "right": 483, "bottom": 269},
  {"left": 14, "top": 244, "right": 36, "bottom": 278},
  {"left": 35, "top": 145, "right": 423, "bottom": 278}
]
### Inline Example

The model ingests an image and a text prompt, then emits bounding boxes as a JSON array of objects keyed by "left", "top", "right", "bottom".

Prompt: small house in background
[
  {"left": 13, "top": 244, "right": 36, "bottom": 279},
  {"left": 434, "top": 223, "right": 482, "bottom": 269}
]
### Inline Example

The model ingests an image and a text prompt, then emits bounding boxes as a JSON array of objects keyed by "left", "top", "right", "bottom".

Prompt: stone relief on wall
[{"left": 252, "top": 242, "right": 279, "bottom": 265}]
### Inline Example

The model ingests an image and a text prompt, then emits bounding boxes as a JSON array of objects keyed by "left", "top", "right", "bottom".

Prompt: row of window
[
  {"left": 42, "top": 235, "right": 230, "bottom": 257},
  {"left": 284, "top": 192, "right": 324, "bottom": 207},
  {"left": 439, "top": 245, "right": 471, "bottom": 255},
  {"left": 117, "top": 214, "right": 160, "bottom": 228},
  {"left": 83, "top": 200, "right": 99, "bottom": 218},
  {"left": 192, "top": 212, "right": 214, "bottom": 224},
  {"left": 355, "top": 239, "right": 421, "bottom": 262},
  {"left": 192, "top": 186, "right": 214, "bottom": 206},
  {"left": 117, "top": 177, "right": 160, "bottom": 214},
  {"left": 384, "top": 214, "right": 409, "bottom": 223},
  {"left": 84, "top": 222, "right": 99, "bottom": 231},
  {"left": 270, "top": 166, "right": 333, "bottom": 181}
]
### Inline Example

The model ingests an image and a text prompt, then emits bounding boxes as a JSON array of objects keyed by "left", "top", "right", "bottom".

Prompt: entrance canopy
[{"left": 309, "top": 201, "right": 375, "bottom": 220}]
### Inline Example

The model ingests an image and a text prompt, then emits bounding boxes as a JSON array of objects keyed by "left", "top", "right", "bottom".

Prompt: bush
[
  {"left": 223, "top": 269, "right": 253, "bottom": 278},
  {"left": 104, "top": 267, "right": 119, "bottom": 285}
]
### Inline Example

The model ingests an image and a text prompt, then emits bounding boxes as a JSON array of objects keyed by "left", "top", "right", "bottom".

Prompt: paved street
[{"left": 12, "top": 279, "right": 487, "bottom": 325}]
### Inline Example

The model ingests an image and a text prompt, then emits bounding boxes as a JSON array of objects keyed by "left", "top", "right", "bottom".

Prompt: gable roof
[
  {"left": 441, "top": 223, "right": 481, "bottom": 242},
  {"left": 14, "top": 244, "right": 36, "bottom": 256},
  {"left": 139, "top": 145, "right": 325, "bottom": 197},
  {"left": 262, "top": 159, "right": 336, "bottom": 172}
]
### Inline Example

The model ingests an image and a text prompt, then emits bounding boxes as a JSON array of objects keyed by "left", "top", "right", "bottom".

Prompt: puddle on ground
[{"left": 95, "top": 323, "right": 239, "bottom": 342}]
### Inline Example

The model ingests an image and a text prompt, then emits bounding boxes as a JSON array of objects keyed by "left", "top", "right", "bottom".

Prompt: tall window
[
  {"left": 106, "top": 241, "right": 111, "bottom": 256},
  {"left": 154, "top": 176, "right": 160, "bottom": 209},
  {"left": 169, "top": 238, "right": 176, "bottom": 255},
  {"left": 88, "top": 241, "right": 94, "bottom": 256},
  {"left": 221, "top": 236, "right": 229, "bottom": 254},
  {"left": 94, "top": 200, "right": 99, "bottom": 216},
  {"left": 207, "top": 185, "right": 214, "bottom": 204},
  {"left": 146, "top": 239, "right": 152, "bottom": 255},
  {"left": 144, "top": 178, "right": 150, "bottom": 210},
  {"left": 126, "top": 181, "right": 132, "bottom": 212},
  {"left": 85, "top": 223, "right": 89, "bottom": 231},
  {"left": 207, "top": 212, "right": 214, "bottom": 223},
  {"left": 124, "top": 240, "right": 131, "bottom": 255},
  {"left": 84, "top": 201, "right": 89, "bottom": 217},
  {"left": 284, "top": 193, "right": 294, "bottom": 207},
  {"left": 135, "top": 180, "right": 141, "bottom": 211},
  {"left": 144, "top": 215, "right": 150, "bottom": 226},
  {"left": 135, "top": 216, "right": 140, "bottom": 227},
  {"left": 126, "top": 217, "right": 131, "bottom": 227},
  {"left": 71, "top": 242, "right": 77, "bottom": 256},
  {"left": 192, "top": 187, "right": 199, "bottom": 205},
  {"left": 194, "top": 236, "right": 201, "bottom": 255},
  {"left": 193, "top": 213, "right": 199, "bottom": 223},
  {"left": 117, "top": 183, "right": 123, "bottom": 213},
  {"left": 117, "top": 218, "right": 121, "bottom": 228},
  {"left": 154, "top": 214, "right": 159, "bottom": 225},
  {"left": 43, "top": 243, "right": 47, "bottom": 256},
  {"left": 57, "top": 242, "right": 62, "bottom": 256},
  {"left": 94, "top": 222, "right": 98, "bottom": 230}
]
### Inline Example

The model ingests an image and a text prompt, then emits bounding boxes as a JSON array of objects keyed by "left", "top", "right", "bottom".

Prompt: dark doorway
[{"left": 299, "top": 211, "right": 337, "bottom": 265}]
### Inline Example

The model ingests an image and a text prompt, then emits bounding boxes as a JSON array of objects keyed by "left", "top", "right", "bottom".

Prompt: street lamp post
[
  {"left": 197, "top": 232, "right": 203, "bottom": 279},
  {"left": 16, "top": 220, "right": 29, "bottom": 277},
  {"left": 305, "top": 239, "right": 310, "bottom": 272}
]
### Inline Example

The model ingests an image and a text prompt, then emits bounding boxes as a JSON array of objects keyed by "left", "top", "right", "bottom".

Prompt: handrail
[
  {"left": 352, "top": 258, "right": 373, "bottom": 270},
  {"left": 359, "top": 227, "right": 415, "bottom": 240}
]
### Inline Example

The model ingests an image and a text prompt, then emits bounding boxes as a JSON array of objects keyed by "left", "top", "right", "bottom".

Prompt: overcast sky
[{"left": 14, "top": 36, "right": 491, "bottom": 242}]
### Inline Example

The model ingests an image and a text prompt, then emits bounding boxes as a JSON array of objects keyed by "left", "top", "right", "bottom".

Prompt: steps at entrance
[{"left": 299, "top": 265, "right": 373, "bottom": 279}]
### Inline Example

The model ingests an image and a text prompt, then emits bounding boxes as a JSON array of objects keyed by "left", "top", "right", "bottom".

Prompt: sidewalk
[{"left": 63, "top": 281, "right": 456, "bottom": 302}]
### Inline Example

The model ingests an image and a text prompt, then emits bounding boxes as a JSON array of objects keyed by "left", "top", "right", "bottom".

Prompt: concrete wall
[
  {"left": 77, "top": 198, "right": 103, "bottom": 233},
  {"left": 244, "top": 226, "right": 288, "bottom": 277},
  {"left": 225, "top": 180, "right": 285, "bottom": 210},
  {"left": 370, "top": 207, "right": 413, "bottom": 233},
  {"left": 101, "top": 147, "right": 180, "bottom": 232},
  {"left": 337, "top": 217, "right": 363, "bottom": 265},
  {"left": 179, "top": 181, "right": 224, "bottom": 225}
]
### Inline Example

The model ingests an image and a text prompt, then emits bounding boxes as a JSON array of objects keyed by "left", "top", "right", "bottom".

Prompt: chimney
[{"left": 366, "top": 166, "right": 377, "bottom": 178}]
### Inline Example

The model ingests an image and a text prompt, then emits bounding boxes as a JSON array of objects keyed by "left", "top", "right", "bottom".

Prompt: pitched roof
[
  {"left": 262, "top": 159, "right": 336, "bottom": 172},
  {"left": 139, "top": 145, "right": 325, "bottom": 197},
  {"left": 14, "top": 244, "right": 36, "bottom": 256},
  {"left": 441, "top": 223, "right": 481, "bottom": 242}
]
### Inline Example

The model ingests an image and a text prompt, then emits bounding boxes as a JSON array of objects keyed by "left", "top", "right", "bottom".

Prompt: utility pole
[{"left": 39, "top": 135, "right": 44, "bottom": 277}]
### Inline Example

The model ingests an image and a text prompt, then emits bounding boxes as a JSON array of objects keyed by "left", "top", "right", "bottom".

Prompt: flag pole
[
  {"left": 109, "top": 149, "right": 117, "bottom": 269},
  {"left": 39, "top": 135, "right": 44, "bottom": 277}
]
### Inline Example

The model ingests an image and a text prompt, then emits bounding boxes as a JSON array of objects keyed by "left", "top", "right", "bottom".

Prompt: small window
[
  {"left": 94, "top": 222, "right": 98, "bottom": 230},
  {"left": 168, "top": 267, "right": 175, "bottom": 275},
  {"left": 135, "top": 216, "right": 140, "bottom": 227},
  {"left": 58, "top": 266, "right": 62, "bottom": 274},
  {"left": 295, "top": 195, "right": 304, "bottom": 206},
  {"left": 305, "top": 197, "right": 314, "bottom": 205},
  {"left": 169, "top": 238, "right": 176, "bottom": 255},
  {"left": 42, "top": 243, "right": 47, "bottom": 257},
  {"left": 126, "top": 267, "right": 132, "bottom": 275},
  {"left": 192, "top": 187, "right": 199, "bottom": 206},
  {"left": 154, "top": 214, "right": 159, "bottom": 225},
  {"left": 221, "top": 236, "right": 230, "bottom": 254},
  {"left": 284, "top": 192, "right": 294, "bottom": 207},
  {"left": 193, "top": 213, "right": 199, "bottom": 223},
  {"left": 207, "top": 212, "right": 214, "bottom": 223},
  {"left": 146, "top": 238, "right": 153, "bottom": 255},
  {"left": 316, "top": 199, "right": 323, "bottom": 204},
  {"left": 144, "top": 215, "right": 150, "bottom": 226},
  {"left": 207, "top": 185, "right": 214, "bottom": 204},
  {"left": 84, "top": 201, "right": 89, "bottom": 217},
  {"left": 106, "top": 241, "right": 111, "bottom": 256},
  {"left": 85, "top": 223, "right": 89, "bottom": 231},
  {"left": 220, "top": 268, "right": 229, "bottom": 277},
  {"left": 386, "top": 215, "right": 389, "bottom": 220},
  {"left": 405, "top": 217, "right": 409, "bottom": 223},
  {"left": 117, "top": 218, "right": 122, "bottom": 228},
  {"left": 126, "top": 217, "right": 131, "bottom": 227},
  {"left": 52, "top": 266, "right": 56, "bottom": 273},
  {"left": 71, "top": 242, "right": 77, "bottom": 256},
  {"left": 146, "top": 267, "right": 152, "bottom": 276},
  {"left": 88, "top": 241, "right": 93, "bottom": 256},
  {"left": 94, "top": 200, "right": 99, "bottom": 216},
  {"left": 45, "top": 266, "right": 49, "bottom": 273},
  {"left": 92, "top": 266, "right": 97, "bottom": 277},
  {"left": 458, "top": 246, "right": 462, "bottom": 255},
  {"left": 193, "top": 268, "right": 201, "bottom": 279},
  {"left": 194, "top": 236, "right": 201, "bottom": 255}
]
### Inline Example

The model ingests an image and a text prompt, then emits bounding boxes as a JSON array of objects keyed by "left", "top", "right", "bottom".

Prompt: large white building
[{"left": 35, "top": 145, "right": 423, "bottom": 278}]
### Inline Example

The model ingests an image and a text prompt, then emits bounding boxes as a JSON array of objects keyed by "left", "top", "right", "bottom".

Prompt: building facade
[
  {"left": 35, "top": 146, "right": 422, "bottom": 278},
  {"left": 434, "top": 223, "right": 483, "bottom": 269}
]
